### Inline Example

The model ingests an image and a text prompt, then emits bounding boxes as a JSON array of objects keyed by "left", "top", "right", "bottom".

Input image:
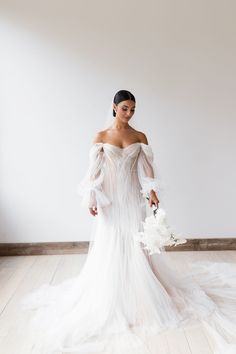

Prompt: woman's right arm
[
  {"left": 76, "top": 133, "right": 110, "bottom": 216},
  {"left": 88, "top": 132, "right": 104, "bottom": 216}
]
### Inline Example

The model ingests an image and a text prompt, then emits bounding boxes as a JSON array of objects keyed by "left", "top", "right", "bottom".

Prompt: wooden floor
[{"left": 0, "top": 251, "right": 235, "bottom": 354}]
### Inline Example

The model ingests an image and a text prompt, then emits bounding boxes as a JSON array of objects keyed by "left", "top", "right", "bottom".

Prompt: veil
[{"left": 102, "top": 101, "right": 114, "bottom": 130}]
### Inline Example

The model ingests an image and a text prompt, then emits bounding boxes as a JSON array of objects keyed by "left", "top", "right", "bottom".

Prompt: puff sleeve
[
  {"left": 137, "top": 144, "right": 160, "bottom": 199},
  {"left": 76, "top": 143, "right": 111, "bottom": 208}
]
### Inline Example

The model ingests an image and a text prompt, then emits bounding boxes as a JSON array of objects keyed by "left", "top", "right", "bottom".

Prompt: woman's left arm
[{"left": 137, "top": 132, "right": 160, "bottom": 208}]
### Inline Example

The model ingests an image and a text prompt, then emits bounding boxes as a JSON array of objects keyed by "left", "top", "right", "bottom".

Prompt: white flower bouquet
[{"left": 137, "top": 201, "right": 187, "bottom": 255}]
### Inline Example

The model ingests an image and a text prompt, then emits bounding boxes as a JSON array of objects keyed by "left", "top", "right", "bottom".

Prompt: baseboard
[
  {"left": 0, "top": 239, "right": 235, "bottom": 256},
  {"left": 0, "top": 242, "right": 89, "bottom": 256},
  {"left": 166, "top": 238, "right": 236, "bottom": 252}
]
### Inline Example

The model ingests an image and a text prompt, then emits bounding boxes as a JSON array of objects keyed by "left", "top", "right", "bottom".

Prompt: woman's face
[{"left": 114, "top": 100, "right": 136, "bottom": 123}]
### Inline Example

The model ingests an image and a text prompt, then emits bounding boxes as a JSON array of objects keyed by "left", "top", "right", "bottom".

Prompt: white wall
[{"left": 0, "top": 0, "right": 235, "bottom": 242}]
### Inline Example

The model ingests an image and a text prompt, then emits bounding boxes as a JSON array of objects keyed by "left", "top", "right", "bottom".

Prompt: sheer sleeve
[
  {"left": 76, "top": 143, "right": 111, "bottom": 208},
  {"left": 137, "top": 143, "right": 160, "bottom": 199}
]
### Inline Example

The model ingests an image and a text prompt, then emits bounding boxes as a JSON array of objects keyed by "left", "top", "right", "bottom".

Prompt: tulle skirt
[{"left": 20, "top": 219, "right": 236, "bottom": 354}]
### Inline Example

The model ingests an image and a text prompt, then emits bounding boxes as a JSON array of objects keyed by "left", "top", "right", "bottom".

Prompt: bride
[{"left": 21, "top": 90, "right": 236, "bottom": 354}]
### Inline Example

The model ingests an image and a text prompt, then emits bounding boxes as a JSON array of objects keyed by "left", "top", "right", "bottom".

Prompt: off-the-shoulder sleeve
[
  {"left": 76, "top": 143, "right": 111, "bottom": 208},
  {"left": 137, "top": 144, "right": 160, "bottom": 199}
]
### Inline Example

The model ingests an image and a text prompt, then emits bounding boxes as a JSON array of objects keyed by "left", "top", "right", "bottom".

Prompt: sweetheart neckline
[{"left": 95, "top": 142, "right": 148, "bottom": 150}]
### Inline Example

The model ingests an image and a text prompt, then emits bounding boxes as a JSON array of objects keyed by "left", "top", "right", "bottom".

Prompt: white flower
[{"left": 137, "top": 207, "right": 187, "bottom": 255}]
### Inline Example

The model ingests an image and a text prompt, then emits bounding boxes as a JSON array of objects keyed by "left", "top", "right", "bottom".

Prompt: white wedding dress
[{"left": 21, "top": 142, "right": 236, "bottom": 354}]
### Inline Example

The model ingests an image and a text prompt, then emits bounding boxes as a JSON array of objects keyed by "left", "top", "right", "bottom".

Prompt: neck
[{"left": 111, "top": 118, "right": 130, "bottom": 130}]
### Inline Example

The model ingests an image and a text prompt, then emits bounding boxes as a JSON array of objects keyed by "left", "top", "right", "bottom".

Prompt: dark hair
[{"left": 113, "top": 90, "right": 136, "bottom": 117}]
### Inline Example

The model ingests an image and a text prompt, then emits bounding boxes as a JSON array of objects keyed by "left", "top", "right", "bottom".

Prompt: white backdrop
[{"left": 0, "top": 0, "right": 235, "bottom": 242}]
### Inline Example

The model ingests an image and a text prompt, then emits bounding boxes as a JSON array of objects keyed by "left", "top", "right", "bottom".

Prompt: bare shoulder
[
  {"left": 92, "top": 130, "right": 107, "bottom": 144},
  {"left": 136, "top": 130, "right": 148, "bottom": 145}
]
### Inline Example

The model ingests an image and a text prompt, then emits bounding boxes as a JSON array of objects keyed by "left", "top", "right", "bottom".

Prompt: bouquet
[{"left": 137, "top": 199, "right": 187, "bottom": 255}]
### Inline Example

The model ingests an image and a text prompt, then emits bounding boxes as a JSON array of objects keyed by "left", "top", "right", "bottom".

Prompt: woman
[
  {"left": 88, "top": 90, "right": 159, "bottom": 216},
  {"left": 22, "top": 90, "right": 236, "bottom": 354}
]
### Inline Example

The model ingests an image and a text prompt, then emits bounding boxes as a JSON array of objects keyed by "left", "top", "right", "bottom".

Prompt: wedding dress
[{"left": 21, "top": 142, "right": 236, "bottom": 354}]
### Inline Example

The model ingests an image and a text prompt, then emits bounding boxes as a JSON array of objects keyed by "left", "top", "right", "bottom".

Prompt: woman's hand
[
  {"left": 89, "top": 206, "right": 98, "bottom": 216},
  {"left": 149, "top": 190, "right": 159, "bottom": 208}
]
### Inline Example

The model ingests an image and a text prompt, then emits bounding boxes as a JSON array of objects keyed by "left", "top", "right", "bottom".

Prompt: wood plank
[
  {"left": 0, "top": 255, "right": 62, "bottom": 352},
  {"left": 165, "top": 327, "right": 192, "bottom": 354},
  {"left": 50, "top": 254, "right": 87, "bottom": 285},
  {"left": 145, "top": 331, "right": 170, "bottom": 354},
  {"left": 184, "top": 323, "right": 213, "bottom": 354},
  {"left": 0, "top": 256, "right": 36, "bottom": 314}
]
